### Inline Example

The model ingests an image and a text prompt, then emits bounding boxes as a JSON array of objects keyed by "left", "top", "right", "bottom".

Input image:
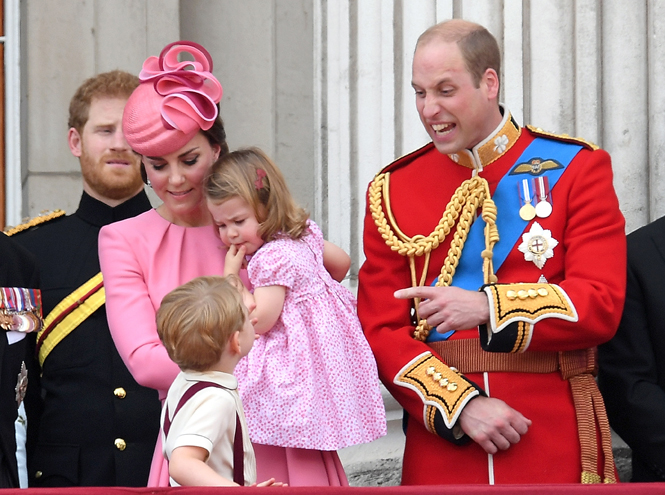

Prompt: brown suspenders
[{"left": 163, "top": 381, "right": 244, "bottom": 486}]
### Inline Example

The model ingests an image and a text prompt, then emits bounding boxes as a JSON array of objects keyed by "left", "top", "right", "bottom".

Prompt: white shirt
[{"left": 162, "top": 370, "right": 256, "bottom": 486}]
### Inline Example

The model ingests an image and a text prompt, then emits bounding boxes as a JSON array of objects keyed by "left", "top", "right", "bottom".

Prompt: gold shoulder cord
[
  {"left": 4, "top": 209, "right": 66, "bottom": 236},
  {"left": 369, "top": 172, "right": 499, "bottom": 341}
]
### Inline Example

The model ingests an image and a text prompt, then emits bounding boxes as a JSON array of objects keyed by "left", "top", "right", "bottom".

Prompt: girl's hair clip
[{"left": 255, "top": 169, "right": 267, "bottom": 190}]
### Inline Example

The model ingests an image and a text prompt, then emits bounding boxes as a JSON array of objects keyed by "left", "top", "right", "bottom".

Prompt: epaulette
[
  {"left": 4, "top": 209, "right": 66, "bottom": 236},
  {"left": 526, "top": 125, "right": 599, "bottom": 151},
  {"left": 377, "top": 142, "right": 435, "bottom": 176}
]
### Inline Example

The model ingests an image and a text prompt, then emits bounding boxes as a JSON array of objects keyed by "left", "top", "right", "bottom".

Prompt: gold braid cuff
[
  {"left": 481, "top": 283, "right": 579, "bottom": 351},
  {"left": 394, "top": 352, "right": 479, "bottom": 430},
  {"left": 369, "top": 172, "right": 499, "bottom": 341}
]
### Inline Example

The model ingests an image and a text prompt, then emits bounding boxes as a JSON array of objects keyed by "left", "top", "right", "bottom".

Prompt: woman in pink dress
[
  {"left": 98, "top": 41, "right": 233, "bottom": 487},
  {"left": 99, "top": 41, "right": 349, "bottom": 487},
  {"left": 205, "top": 148, "right": 387, "bottom": 486}
]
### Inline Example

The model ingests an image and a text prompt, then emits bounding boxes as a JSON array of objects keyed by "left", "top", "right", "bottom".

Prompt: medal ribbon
[
  {"left": 535, "top": 176, "right": 548, "bottom": 201},
  {"left": 427, "top": 137, "right": 583, "bottom": 342},
  {"left": 0, "top": 287, "right": 42, "bottom": 332},
  {"left": 520, "top": 179, "right": 532, "bottom": 205}
]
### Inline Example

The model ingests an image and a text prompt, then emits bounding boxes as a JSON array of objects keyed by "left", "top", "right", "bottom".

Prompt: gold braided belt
[
  {"left": 369, "top": 172, "right": 499, "bottom": 341},
  {"left": 430, "top": 339, "right": 616, "bottom": 484}
]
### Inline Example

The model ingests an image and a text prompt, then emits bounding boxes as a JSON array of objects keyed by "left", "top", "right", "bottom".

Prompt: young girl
[{"left": 204, "top": 147, "right": 386, "bottom": 486}]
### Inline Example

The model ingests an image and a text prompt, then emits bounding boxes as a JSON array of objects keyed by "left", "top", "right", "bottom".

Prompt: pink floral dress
[{"left": 235, "top": 221, "right": 386, "bottom": 450}]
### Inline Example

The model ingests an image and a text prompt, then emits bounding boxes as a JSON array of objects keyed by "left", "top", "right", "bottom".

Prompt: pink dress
[
  {"left": 99, "top": 209, "right": 232, "bottom": 486},
  {"left": 235, "top": 221, "right": 386, "bottom": 476}
]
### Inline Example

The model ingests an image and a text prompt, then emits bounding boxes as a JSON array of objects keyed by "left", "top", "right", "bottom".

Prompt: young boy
[{"left": 156, "top": 275, "right": 274, "bottom": 487}]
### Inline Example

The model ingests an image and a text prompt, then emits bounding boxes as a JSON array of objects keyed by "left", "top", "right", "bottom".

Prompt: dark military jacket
[
  {"left": 599, "top": 216, "right": 665, "bottom": 482},
  {"left": 14, "top": 190, "right": 161, "bottom": 487},
  {"left": 0, "top": 233, "right": 39, "bottom": 488}
]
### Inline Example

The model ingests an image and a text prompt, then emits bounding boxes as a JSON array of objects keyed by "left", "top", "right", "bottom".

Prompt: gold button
[
  {"left": 447, "top": 383, "right": 458, "bottom": 392},
  {"left": 114, "top": 387, "right": 127, "bottom": 399},
  {"left": 506, "top": 290, "right": 517, "bottom": 300},
  {"left": 439, "top": 378, "right": 449, "bottom": 387},
  {"left": 114, "top": 438, "right": 127, "bottom": 451},
  {"left": 426, "top": 366, "right": 435, "bottom": 375},
  {"left": 537, "top": 288, "right": 549, "bottom": 297},
  {"left": 528, "top": 289, "right": 538, "bottom": 298},
  {"left": 433, "top": 372, "right": 442, "bottom": 381},
  {"left": 517, "top": 290, "right": 528, "bottom": 300},
  {"left": 35, "top": 471, "right": 43, "bottom": 479}
]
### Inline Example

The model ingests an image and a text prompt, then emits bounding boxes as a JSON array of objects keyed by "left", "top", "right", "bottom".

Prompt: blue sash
[{"left": 427, "top": 137, "right": 583, "bottom": 342}]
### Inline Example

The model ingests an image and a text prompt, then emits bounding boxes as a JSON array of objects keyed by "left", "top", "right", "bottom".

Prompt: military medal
[
  {"left": 518, "top": 179, "right": 536, "bottom": 221},
  {"left": 518, "top": 221, "right": 559, "bottom": 269},
  {"left": 0, "top": 287, "right": 42, "bottom": 333},
  {"left": 15, "top": 361, "right": 27, "bottom": 407},
  {"left": 534, "top": 176, "right": 553, "bottom": 218}
]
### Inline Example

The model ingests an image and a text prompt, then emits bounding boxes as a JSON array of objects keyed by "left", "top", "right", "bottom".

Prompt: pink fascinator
[{"left": 123, "top": 41, "right": 223, "bottom": 156}]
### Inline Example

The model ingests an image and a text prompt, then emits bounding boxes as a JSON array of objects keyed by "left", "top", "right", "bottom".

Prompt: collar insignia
[{"left": 449, "top": 106, "right": 521, "bottom": 171}]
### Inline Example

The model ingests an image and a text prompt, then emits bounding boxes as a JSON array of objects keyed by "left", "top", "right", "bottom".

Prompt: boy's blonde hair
[
  {"left": 156, "top": 275, "right": 246, "bottom": 372},
  {"left": 205, "top": 147, "right": 309, "bottom": 241}
]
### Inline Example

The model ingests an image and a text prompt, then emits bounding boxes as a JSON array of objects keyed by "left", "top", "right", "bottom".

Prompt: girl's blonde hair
[
  {"left": 156, "top": 275, "right": 246, "bottom": 372},
  {"left": 205, "top": 147, "right": 309, "bottom": 241}
]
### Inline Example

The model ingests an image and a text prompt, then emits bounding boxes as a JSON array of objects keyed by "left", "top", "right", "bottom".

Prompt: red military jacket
[{"left": 357, "top": 110, "right": 626, "bottom": 484}]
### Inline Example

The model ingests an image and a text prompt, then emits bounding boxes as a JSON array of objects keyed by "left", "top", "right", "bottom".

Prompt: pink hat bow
[{"left": 139, "top": 41, "right": 223, "bottom": 134}]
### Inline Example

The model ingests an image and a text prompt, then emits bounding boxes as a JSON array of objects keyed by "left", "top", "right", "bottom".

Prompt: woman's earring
[{"left": 146, "top": 178, "right": 152, "bottom": 188}]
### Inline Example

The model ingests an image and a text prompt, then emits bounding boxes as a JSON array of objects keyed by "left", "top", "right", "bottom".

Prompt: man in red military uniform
[{"left": 357, "top": 19, "right": 626, "bottom": 485}]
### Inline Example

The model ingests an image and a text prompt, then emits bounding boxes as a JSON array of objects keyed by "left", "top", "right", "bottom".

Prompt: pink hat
[{"left": 123, "top": 41, "right": 223, "bottom": 157}]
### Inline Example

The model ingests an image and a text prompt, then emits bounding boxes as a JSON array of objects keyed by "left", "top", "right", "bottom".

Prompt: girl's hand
[{"left": 224, "top": 244, "right": 247, "bottom": 276}]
